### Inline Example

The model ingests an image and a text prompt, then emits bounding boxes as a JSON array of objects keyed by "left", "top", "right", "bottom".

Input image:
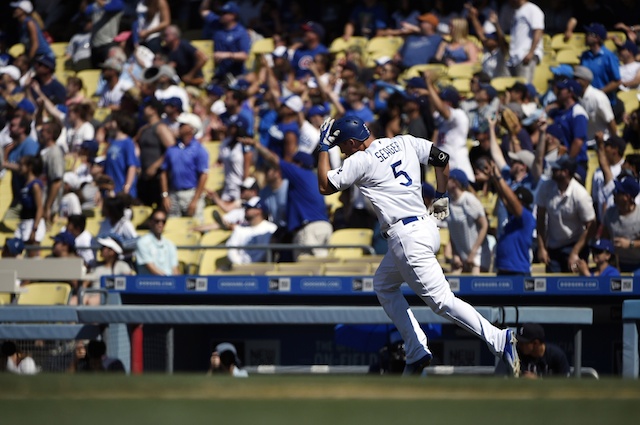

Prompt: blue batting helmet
[{"left": 330, "top": 116, "right": 371, "bottom": 145}]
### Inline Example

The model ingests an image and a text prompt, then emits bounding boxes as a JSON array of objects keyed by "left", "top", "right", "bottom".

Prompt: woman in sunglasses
[{"left": 575, "top": 239, "right": 620, "bottom": 277}]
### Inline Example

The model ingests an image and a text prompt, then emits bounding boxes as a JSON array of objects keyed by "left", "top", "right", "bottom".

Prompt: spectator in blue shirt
[
  {"left": 343, "top": 82, "right": 375, "bottom": 125},
  {"left": 266, "top": 95, "right": 302, "bottom": 162},
  {"left": 291, "top": 21, "right": 328, "bottom": 79},
  {"left": 396, "top": 13, "right": 442, "bottom": 69},
  {"left": 343, "top": 0, "right": 389, "bottom": 40},
  {"left": 5, "top": 116, "right": 39, "bottom": 213},
  {"left": 485, "top": 160, "right": 536, "bottom": 276},
  {"left": 576, "top": 239, "right": 620, "bottom": 277},
  {"left": 161, "top": 25, "right": 207, "bottom": 87},
  {"left": 11, "top": 1, "right": 55, "bottom": 64},
  {"left": 32, "top": 55, "right": 66, "bottom": 105},
  {"left": 548, "top": 79, "right": 589, "bottom": 183},
  {"left": 202, "top": 1, "right": 251, "bottom": 81},
  {"left": 102, "top": 111, "right": 140, "bottom": 198},
  {"left": 580, "top": 23, "right": 622, "bottom": 115},
  {"left": 160, "top": 113, "right": 209, "bottom": 220}
]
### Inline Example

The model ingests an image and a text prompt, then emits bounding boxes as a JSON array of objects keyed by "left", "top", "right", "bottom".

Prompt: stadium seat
[
  {"left": 198, "top": 248, "right": 229, "bottom": 274},
  {"left": 402, "top": 63, "right": 446, "bottom": 80},
  {"left": 130, "top": 205, "right": 153, "bottom": 229},
  {"left": 164, "top": 216, "right": 201, "bottom": 233},
  {"left": 328, "top": 228, "right": 374, "bottom": 258},
  {"left": 270, "top": 262, "right": 324, "bottom": 276},
  {"left": 231, "top": 262, "right": 276, "bottom": 274},
  {"left": 8, "top": 43, "right": 25, "bottom": 57},
  {"left": 202, "top": 204, "right": 224, "bottom": 225},
  {"left": 618, "top": 90, "right": 640, "bottom": 116},
  {"left": 604, "top": 31, "right": 626, "bottom": 52},
  {"left": 550, "top": 33, "right": 585, "bottom": 50},
  {"left": 199, "top": 229, "right": 232, "bottom": 246},
  {"left": 532, "top": 65, "right": 553, "bottom": 96},
  {"left": 246, "top": 37, "right": 274, "bottom": 70},
  {"left": 49, "top": 42, "right": 69, "bottom": 58},
  {"left": 0, "top": 218, "right": 20, "bottom": 232},
  {"left": 365, "top": 36, "right": 403, "bottom": 67},
  {"left": 447, "top": 63, "right": 480, "bottom": 80},
  {"left": 323, "top": 262, "right": 371, "bottom": 276},
  {"left": 76, "top": 69, "right": 102, "bottom": 97},
  {"left": 0, "top": 293, "right": 11, "bottom": 305},
  {"left": 451, "top": 78, "right": 471, "bottom": 96},
  {"left": 490, "top": 76, "right": 526, "bottom": 92},
  {"left": 554, "top": 49, "right": 581, "bottom": 65},
  {"left": 164, "top": 230, "right": 202, "bottom": 274},
  {"left": 17, "top": 282, "right": 72, "bottom": 305},
  {"left": 191, "top": 39, "right": 214, "bottom": 54},
  {"left": 329, "top": 36, "right": 367, "bottom": 55},
  {"left": 84, "top": 217, "right": 102, "bottom": 236}
]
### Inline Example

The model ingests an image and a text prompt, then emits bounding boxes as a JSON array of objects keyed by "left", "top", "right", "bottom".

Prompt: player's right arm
[{"left": 318, "top": 148, "right": 337, "bottom": 195}]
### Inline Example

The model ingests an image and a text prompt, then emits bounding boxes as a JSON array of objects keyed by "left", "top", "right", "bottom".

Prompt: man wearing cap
[
  {"left": 11, "top": 1, "right": 55, "bottom": 63},
  {"left": 66, "top": 214, "right": 95, "bottom": 269},
  {"left": 343, "top": 82, "right": 375, "bottom": 125},
  {"left": 548, "top": 78, "right": 589, "bottom": 182},
  {"left": 602, "top": 176, "right": 640, "bottom": 273},
  {"left": 209, "top": 342, "right": 248, "bottom": 377},
  {"left": 446, "top": 169, "right": 491, "bottom": 273},
  {"left": 396, "top": 13, "right": 442, "bottom": 69},
  {"left": 152, "top": 65, "right": 190, "bottom": 115},
  {"left": 298, "top": 104, "right": 328, "bottom": 156},
  {"left": 102, "top": 111, "right": 139, "bottom": 197},
  {"left": 0, "top": 65, "right": 23, "bottom": 115},
  {"left": 4, "top": 116, "right": 39, "bottom": 217},
  {"left": 426, "top": 74, "right": 475, "bottom": 184},
  {"left": 226, "top": 197, "right": 277, "bottom": 265},
  {"left": 161, "top": 96, "right": 183, "bottom": 137},
  {"left": 97, "top": 57, "right": 133, "bottom": 109},
  {"left": 161, "top": 25, "right": 207, "bottom": 86},
  {"left": 592, "top": 133, "right": 628, "bottom": 221},
  {"left": 468, "top": 6, "right": 508, "bottom": 79},
  {"left": 243, "top": 138, "right": 332, "bottom": 259},
  {"left": 160, "top": 112, "right": 209, "bottom": 220},
  {"left": 49, "top": 231, "right": 77, "bottom": 259},
  {"left": 576, "top": 239, "right": 620, "bottom": 277},
  {"left": 619, "top": 40, "right": 640, "bottom": 91},
  {"left": 505, "top": 0, "right": 544, "bottom": 83},
  {"left": 514, "top": 323, "right": 570, "bottom": 378},
  {"left": 265, "top": 95, "right": 302, "bottom": 162},
  {"left": 541, "top": 64, "right": 574, "bottom": 107},
  {"left": 574, "top": 65, "right": 617, "bottom": 146},
  {"left": 580, "top": 22, "right": 622, "bottom": 113},
  {"left": 38, "top": 120, "right": 65, "bottom": 223},
  {"left": 202, "top": 1, "right": 250, "bottom": 81},
  {"left": 135, "top": 208, "right": 179, "bottom": 276},
  {"left": 85, "top": 0, "right": 125, "bottom": 68},
  {"left": 291, "top": 21, "right": 328, "bottom": 79},
  {"left": 536, "top": 154, "right": 596, "bottom": 273},
  {"left": 84, "top": 235, "right": 131, "bottom": 304},
  {"left": 32, "top": 55, "right": 66, "bottom": 105},
  {"left": 2, "top": 237, "right": 25, "bottom": 258}
]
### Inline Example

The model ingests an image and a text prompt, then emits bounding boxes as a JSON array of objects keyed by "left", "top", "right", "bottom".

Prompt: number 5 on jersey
[{"left": 391, "top": 160, "right": 412, "bottom": 187}]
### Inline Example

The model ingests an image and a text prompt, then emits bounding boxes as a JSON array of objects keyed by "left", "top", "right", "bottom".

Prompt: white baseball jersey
[{"left": 327, "top": 134, "right": 432, "bottom": 228}]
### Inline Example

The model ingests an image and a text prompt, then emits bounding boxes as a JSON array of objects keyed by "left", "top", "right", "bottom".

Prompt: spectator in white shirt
[
  {"left": 573, "top": 66, "right": 618, "bottom": 145},
  {"left": 505, "top": 0, "right": 545, "bottom": 83},
  {"left": 618, "top": 40, "right": 640, "bottom": 91},
  {"left": 226, "top": 197, "right": 277, "bottom": 265},
  {"left": 97, "top": 58, "right": 133, "bottom": 110}
]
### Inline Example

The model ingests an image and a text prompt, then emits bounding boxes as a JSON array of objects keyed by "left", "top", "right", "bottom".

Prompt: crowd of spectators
[{"left": 1, "top": 0, "right": 640, "bottom": 288}]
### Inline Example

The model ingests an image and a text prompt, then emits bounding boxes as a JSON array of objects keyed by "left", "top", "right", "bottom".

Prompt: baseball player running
[{"left": 317, "top": 116, "right": 520, "bottom": 377}]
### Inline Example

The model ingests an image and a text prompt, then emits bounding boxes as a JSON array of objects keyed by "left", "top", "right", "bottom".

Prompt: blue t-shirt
[
  {"left": 267, "top": 120, "right": 300, "bottom": 159},
  {"left": 580, "top": 47, "right": 621, "bottom": 105},
  {"left": 19, "top": 179, "right": 44, "bottom": 219},
  {"left": 279, "top": 160, "right": 329, "bottom": 232},
  {"left": 21, "top": 17, "right": 54, "bottom": 62},
  {"left": 495, "top": 169, "right": 537, "bottom": 240},
  {"left": 204, "top": 14, "right": 251, "bottom": 78},
  {"left": 165, "top": 40, "right": 203, "bottom": 80},
  {"left": 38, "top": 78, "right": 67, "bottom": 105},
  {"left": 291, "top": 44, "right": 329, "bottom": 79},
  {"left": 495, "top": 208, "right": 536, "bottom": 273},
  {"left": 344, "top": 104, "right": 375, "bottom": 124},
  {"left": 400, "top": 34, "right": 442, "bottom": 68},
  {"left": 260, "top": 179, "right": 289, "bottom": 228},
  {"left": 161, "top": 139, "right": 209, "bottom": 190},
  {"left": 8, "top": 137, "right": 40, "bottom": 201},
  {"left": 549, "top": 104, "right": 589, "bottom": 163},
  {"left": 592, "top": 265, "right": 620, "bottom": 277},
  {"left": 104, "top": 137, "right": 140, "bottom": 198}
]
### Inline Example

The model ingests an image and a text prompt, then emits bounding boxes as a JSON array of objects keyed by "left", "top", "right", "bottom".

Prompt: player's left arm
[
  {"left": 428, "top": 145, "right": 450, "bottom": 194},
  {"left": 318, "top": 148, "right": 338, "bottom": 195}
]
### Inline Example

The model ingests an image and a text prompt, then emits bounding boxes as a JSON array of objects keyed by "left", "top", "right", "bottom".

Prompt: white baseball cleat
[{"left": 502, "top": 329, "right": 520, "bottom": 378}]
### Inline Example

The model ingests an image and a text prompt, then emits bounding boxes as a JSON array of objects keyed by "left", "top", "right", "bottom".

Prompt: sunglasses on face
[{"left": 151, "top": 218, "right": 167, "bottom": 224}]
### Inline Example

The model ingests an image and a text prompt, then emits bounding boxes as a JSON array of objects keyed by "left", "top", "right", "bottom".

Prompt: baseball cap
[
  {"left": 550, "top": 64, "right": 574, "bottom": 79},
  {"left": 405, "top": 76, "right": 427, "bottom": 89},
  {"left": 619, "top": 40, "right": 639, "bottom": 56},
  {"left": 220, "top": 1, "right": 240, "bottom": 15},
  {"left": 508, "top": 150, "right": 535, "bottom": 169},
  {"left": 584, "top": 22, "right": 607, "bottom": 40},
  {"left": 573, "top": 66, "right": 594, "bottom": 82},
  {"left": 521, "top": 108, "right": 545, "bottom": 127},
  {"left": 417, "top": 13, "right": 439, "bottom": 27},
  {"left": 343, "top": 61, "right": 359, "bottom": 74},
  {"left": 439, "top": 86, "right": 460, "bottom": 108},
  {"left": 614, "top": 176, "right": 640, "bottom": 198},
  {"left": 80, "top": 139, "right": 99, "bottom": 155},
  {"left": 604, "top": 135, "right": 627, "bottom": 154},
  {"left": 517, "top": 323, "right": 545, "bottom": 343},
  {"left": 306, "top": 104, "right": 328, "bottom": 118},
  {"left": 301, "top": 21, "right": 325, "bottom": 40},
  {"left": 514, "top": 187, "right": 534, "bottom": 209},
  {"left": 161, "top": 96, "right": 183, "bottom": 111},
  {"left": 374, "top": 56, "right": 392, "bottom": 66},
  {"left": 17, "top": 98, "right": 36, "bottom": 114},
  {"left": 241, "top": 176, "right": 259, "bottom": 191},
  {"left": 591, "top": 238, "right": 615, "bottom": 254},
  {"left": 508, "top": 81, "right": 528, "bottom": 96},
  {"left": 282, "top": 95, "right": 303, "bottom": 113},
  {"left": 177, "top": 112, "right": 202, "bottom": 133},
  {"left": 229, "top": 78, "right": 250, "bottom": 91},
  {"left": 422, "top": 182, "right": 435, "bottom": 199},
  {"left": 0, "top": 65, "right": 21, "bottom": 81},
  {"left": 206, "top": 84, "right": 225, "bottom": 97},
  {"left": 34, "top": 55, "right": 55, "bottom": 70},
  {"left": 546, "top": 123, "right": 566, "bottom": 144},
  {"left": 113, "top": 31, "right": 132, "bottom": 43},
  {"left": 550, "top": 154, "right": 577, "bottom": 173},
  {"left": 63, "top": 172, "right": 80, "bottom": 190},
  {"left": 449, "top": 169, "right": 469, "bottom": 189},
  {"left": 243, "top": 196, "right": 264, "bottom": 210},
  {"left": 52, "top": 231, "right": 76, "bottom": 250},
  {"left": 479, "top": 83, "right": 497, "bottom": 101},
  {"left": 525, "top": 83, "right": 538, "bottom": 100},
  {"left": 96, "top": 236, "right": 123, "bottom": 255},
  {"left": 4, "top": 237, "right": 24, "bottom": 256},
  {"left": 100, "top": 57, "right": 123, "bottom": 73},
  {"left": 556, "top": 79, "right": 583, "bottom": 97},
  {"left": 10, "top": 1, "right": 33, "bottom": 14},
  {"left": 272, "top": 45, "right": 288, "bottom": 59},
  {"left": 158, "top": 64, "right": 178, "bottom": 81},
  {"left": 292, "top": 151, "right": 315, "bottom": 169}
]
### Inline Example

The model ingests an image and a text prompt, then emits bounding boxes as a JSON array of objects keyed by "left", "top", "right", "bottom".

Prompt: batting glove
[
  {"left": 318, "top": 118, "right": 338, "bottom": 152},
  {"left": 429, "top": 192, "right": 449, "bottom": 220}
]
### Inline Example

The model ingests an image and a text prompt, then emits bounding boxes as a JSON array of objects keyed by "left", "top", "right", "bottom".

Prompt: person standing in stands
[
  {"left": 86, "top": 0, "right": 125, "bottom": 68},
  {"left": 11, "top": 1, "right": 55, "bottom": 64},
  {"left": 505, "top": 0, "right": 544, "bottom": 84}
]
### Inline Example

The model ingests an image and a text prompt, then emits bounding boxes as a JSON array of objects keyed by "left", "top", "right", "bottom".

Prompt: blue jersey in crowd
[
  {"left": 550, "top": 103, "right": 589, "bottom": 163},
  {"left": 291, "top": 44, "right": 328, "bottom": 79},
  {"left": 19, "top": 179, "right": 44, "bottom": 220},
  {"left": 279, "top": 160, "right": 329, "bottom": 232},
  {"left": 8, "top": 136, "right": 39, "bottom": 201},
  {"left": 580, "top": 47, "right": 621, "bottom": 105},
  {"left": 267, "top": 120, "right": 300, "bottom": 159},
  {"left": 104, "top": 137, "right": 140, "bottom": 198},
  {"left": 20, "top": 17, "right": 54, "bottom": 62},
  {"left": 203, "top": 13, "right": 251, "bottom": 78},
  {"left": 161, "top": 139, "right": 209, "bottom": 190},
  {"left": 494, "top": 208, "right": 536, "bottom": 274}
]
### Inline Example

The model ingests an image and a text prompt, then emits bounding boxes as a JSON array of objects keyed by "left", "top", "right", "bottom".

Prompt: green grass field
[{"left": 1, "top": 375, "right": 640, "bottom": 425}]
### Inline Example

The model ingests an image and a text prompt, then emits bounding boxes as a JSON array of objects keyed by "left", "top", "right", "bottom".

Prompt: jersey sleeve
[
  {"left": 327, "top": 152, "right": 366, "bottom": 192},
  {"left": 406, "top": 134, "right": 434, "bottom": 165}
]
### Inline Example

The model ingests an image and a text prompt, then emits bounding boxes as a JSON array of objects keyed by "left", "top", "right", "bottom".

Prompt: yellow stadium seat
[
  {"left": 532, "top": 64, "right": 553, "bottom": 96},
  {"left": 164, "top": 230, "right": 201, "bottom": 274},
  {"left": 130, "top": 205, "right": 153, "bottom": 228},
  {"left": 251, "top": 37, "right": 275, "bottom": 54},
  {"left": 192, "top": 39, "right": 213, "bottom": 53},
  {"left": 0, "top": 293, "right": 12, "bottom": 305},
  {"left": 164, "top": 216, "right": 201, "bottom": 234},
  {"left": 365, "top": 36, "right": 403, "bottom": 66},
  {"left": 231, "top": 262, "right": 276, "bottom": 274},
  {"left": 270, "top": 262, "right": 324, "bottom": 276},
  {"left": 604, "top": 31, "right": 626, "bottom": 52},
  {"left": 323, "top": 262, "right": 371, "bottom": 276},
  {"left": 199, "top": 229, "right": 232, "bottom": 246},
  {"left": 451, "top": 78, "right": 471, "bottom": 95},
  {"left": 76, "top": 69, "right": 102, "bottom": 97},
  {"left": 447, "top": 63, "right": 481, "bottom": 80},
  {"left": 402, "top": 63, "right": 447, "bottom": 80},
  {"left": 555, "top": 49, "right": 581, "bottom": 65},
  {"left": 202, "top": 204, "right": 225, "bottom": 225},
  {"left": 618, "top": 90, "right": 640, "bottom": 115},
  {"left": 328, "top": 228, "right": 374, "bottom": 258},
  {"left": 490, "top": 76, "right": 526, "bottom": 92},
  {"left": 50, "top": 42, "right": 69, "bottom": 58},
  {"left": 93, "top": 107, "right": 111, "bottom": 123},
  {"left": 17, "top": 282, "right": 72, "bottom": 305},
  {"left": 551, "top": 33, "right": 586, "bottom": 50},
  {"left": 329, "top": 36, "right": 367, "bottom": 55},
  {"left": 8, "top": 43, "right": 25, "bottom": 57},
  {"left": 198, "top": 248, "right": 229, "bottom": 274}
]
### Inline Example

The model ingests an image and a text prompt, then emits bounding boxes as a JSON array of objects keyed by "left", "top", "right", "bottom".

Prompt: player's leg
[{"left": 373, "top": 251, "right": 431, "bottom": 364}]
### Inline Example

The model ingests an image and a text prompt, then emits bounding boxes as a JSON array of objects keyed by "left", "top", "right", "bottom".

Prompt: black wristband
[{"left": 435, "top": 190, "right": 448, "bottom": 199}]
